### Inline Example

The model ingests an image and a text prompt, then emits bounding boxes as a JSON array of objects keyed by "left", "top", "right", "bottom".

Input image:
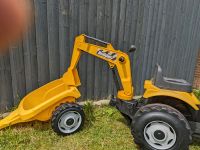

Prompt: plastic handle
[{"left": 85, "top": 35, "right": 109, "bottom": 45}]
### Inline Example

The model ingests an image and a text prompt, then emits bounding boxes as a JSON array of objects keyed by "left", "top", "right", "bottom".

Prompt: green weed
[
  {"left": 194, "top": 89, "right": 200, "bottom": 100},
  {"left": 83, "top": 101, "right": 95, "bottom": 125}
]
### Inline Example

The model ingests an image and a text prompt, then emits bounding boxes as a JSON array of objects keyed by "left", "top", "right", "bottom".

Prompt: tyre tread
[
  {"left": 131, "top": 103, "right": 192, "bottom": 150},
  {"left": 51, "top": 103, "right": 84, "bottom": 136}
]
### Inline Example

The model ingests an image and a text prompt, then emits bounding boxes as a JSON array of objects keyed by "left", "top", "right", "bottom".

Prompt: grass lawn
[{"left": 0, "top": 105, "right": 200, "bottom": 150}]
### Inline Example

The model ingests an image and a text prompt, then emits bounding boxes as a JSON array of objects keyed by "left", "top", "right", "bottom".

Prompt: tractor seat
[{"left": 152, "top": 64, "right": 192, "bottom": 92}]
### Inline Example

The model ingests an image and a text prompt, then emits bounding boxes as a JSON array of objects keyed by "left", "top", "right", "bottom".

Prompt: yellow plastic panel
[
  {"left": 143, "top": 80, "right": 200, "bottom": 110},
  {"left": 0, "top": 78, "right": 80, "bottom": 129}
]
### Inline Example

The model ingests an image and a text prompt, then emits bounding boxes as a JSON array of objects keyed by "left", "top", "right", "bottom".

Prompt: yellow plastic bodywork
[
  {"left": 64, "top": 34, "right": 134, "bottom": 100},
  {"left": 0, "top": 34, "right": 134, "bottom": 129},
  {"left": 143, "top": 80, "right": 200, "bottom": 110},
  {"left": 0, "top": 76, "right": 80, "bottom": 129}
]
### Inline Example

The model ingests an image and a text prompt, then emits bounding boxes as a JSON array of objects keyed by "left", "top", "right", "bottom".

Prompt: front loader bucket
[{"left": 0, "top": 78, "right": 81, "bottom": 129}]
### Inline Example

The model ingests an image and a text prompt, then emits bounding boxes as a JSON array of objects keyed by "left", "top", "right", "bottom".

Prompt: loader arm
[{"left": 63, "top": 34, "right": 134, "bottom": 100}]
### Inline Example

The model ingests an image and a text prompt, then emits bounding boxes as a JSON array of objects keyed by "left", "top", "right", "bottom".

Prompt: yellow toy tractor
[{"left": 0, "top": 34, "right": 199, "bottom": 150}]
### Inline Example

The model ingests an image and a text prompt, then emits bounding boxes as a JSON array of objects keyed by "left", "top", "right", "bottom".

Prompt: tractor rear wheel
[
  {"left": 131, "top": 103, "right": 192, "bottom": 150},
  {"left": 51, "top": 103, "right": 85, "bottom": 136}
]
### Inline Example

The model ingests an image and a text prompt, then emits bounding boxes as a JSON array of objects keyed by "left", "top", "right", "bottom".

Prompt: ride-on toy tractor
[{"left": 0, "top": 34, "right": 199, "bottom": 150}]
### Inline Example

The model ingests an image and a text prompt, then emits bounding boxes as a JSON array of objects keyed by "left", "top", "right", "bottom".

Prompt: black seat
[{"left": 152, "top": 64, "right": 192, "bottom": 92}]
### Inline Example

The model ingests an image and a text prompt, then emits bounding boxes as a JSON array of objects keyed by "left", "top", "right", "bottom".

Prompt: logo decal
[{"left": 97, "top": 49, "right": 117, "bottom": 60}]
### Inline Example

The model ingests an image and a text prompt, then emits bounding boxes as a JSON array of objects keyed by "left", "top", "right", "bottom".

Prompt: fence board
[
  {"left": 103, "top": 0, "right": 112, "bottom": 98},
  {"left": 9, "top": 45, "right": 26, "bottom": 105},
  {"left": 86, "top": 0, "right": 97, "bottom": 99},
  {"left": 47, "top": 0, "right": 60, "bottom": 80},
  {"left": 59, "top": 0, "right": 70, "bottom": 75},
  {"left": 23, "top": 25, "right": 38, "bottom": 94},
  {"left": 94, "top": 0, "right": 105, "bottom": 99},
  {"left": 0, "top": 0, "right": 200, "bottom": 111},
  {"left": 0, "top": 55, "right": 13, "bottom": 111},
  {"left": 34, "top": 0, "right": 50, "bottom": 86},
  {"left": 78, "top": 0, "right": 88, "bottom": 100}
]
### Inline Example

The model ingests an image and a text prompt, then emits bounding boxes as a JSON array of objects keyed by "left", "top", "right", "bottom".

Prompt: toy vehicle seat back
[{"left": 152, "top": 64, "right": 192, "bottom": 92}]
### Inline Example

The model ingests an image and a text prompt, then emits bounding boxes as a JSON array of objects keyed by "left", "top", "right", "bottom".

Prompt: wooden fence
[{"left": 0, "top": 0, "right": 200, "bottom": 112}]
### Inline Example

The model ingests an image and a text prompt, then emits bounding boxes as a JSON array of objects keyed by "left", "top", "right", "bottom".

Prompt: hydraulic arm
[
  {"left": 63, "top": 34, "right": 134, "bottom": 100},
  {"left": 0, "top": 34, "right": 134, "bottom": 130}
]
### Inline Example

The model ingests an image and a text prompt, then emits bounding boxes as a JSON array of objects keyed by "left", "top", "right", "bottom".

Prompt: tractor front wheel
[
  {"left": 131, "top": 103, "right": 192, "bottom": 150},
  {"left": 51, "top": 103, "right": 85, "bottom": 136}
]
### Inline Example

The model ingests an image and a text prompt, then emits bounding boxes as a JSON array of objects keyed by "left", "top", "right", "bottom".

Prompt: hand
[{"left": 0, "top": 0, "right": 30, "bottom": 52}]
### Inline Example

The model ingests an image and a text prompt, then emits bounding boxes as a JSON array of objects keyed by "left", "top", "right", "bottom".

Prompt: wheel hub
[
  {"left": 153, "top": 130, "right": 166, "bottom": 141},
  {"left": 58, "top": 111, "right": 82, "bottom": 134},
  {"left": 144, "top": 121, "right": 176, "bottom": 150},
  {"left": 66, "top": 118, "right": 75, "bottom": 126}
]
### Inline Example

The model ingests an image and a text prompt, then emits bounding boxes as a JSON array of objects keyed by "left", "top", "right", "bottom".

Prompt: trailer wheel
[
  {"left": 131, "top": 103, "right": 192, "bottom": 150},
  {"left": 51, "top": 103, "right": 85, "bottom": 136}
]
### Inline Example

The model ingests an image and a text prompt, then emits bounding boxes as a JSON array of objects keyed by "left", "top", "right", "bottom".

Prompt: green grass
[
  {"left": 0, "top": 106, "right": 200, "bottom": 150},
  {"left": 194, "top": 89, "right": 200, "bottom": 100}
]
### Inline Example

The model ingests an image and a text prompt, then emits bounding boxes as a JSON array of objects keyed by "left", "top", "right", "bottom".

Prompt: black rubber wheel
[
  {"left": 51, "top": 103, "right": 85, "bottom": 136},
  {"left": 131, "top": 103, "right": 192, "bottom": 150}
]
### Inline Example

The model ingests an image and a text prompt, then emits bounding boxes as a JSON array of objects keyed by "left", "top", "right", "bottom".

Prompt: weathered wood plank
[
  {"left": 34, "top": 0, "right": 50, "bottom": 86},
  {"left": 94, "top": 0, "right": 105, "bottom": 99},
  {"left": 78, "top": 0, "right": 88, "bottom": 100},
  {"left": 150, "top": 0, "right": 164, "bottom": 76},
  {"left": 47, "top": 0, "right": 60, "bottom": 80},
  {"left": 69, "top": 0, "right": 79, "bottom": 57},
  {"left": 0, "top": 55, "right": 13, "bottom": 112},
  {"left": 117, "top": 0, "right": 127, "bottom": 51},
  {"left": 123, "top": 0, "right": 134, "bottom": 51},
  {"left": 140, "top": 0, "right": 154, "bottom": 90},
  {"left": 102, "top": 0, "right": 112, "bottom": 98},
  {"left": 110, "top": 0, "right": 120, "bottom": 95},
  {"left": 86, "top": 0, "right": 97, "bottom": 99},
  {"left": 59, "top": 0, "right": 70, "bottom": 75},
  {"left": 23, "top": 26, "right": 38, "bottom": 93},
  {"left": 9, "top": 44, "right": 26, "bottom": 105},
  {"left": 23, "top": 0, "right": 38, "bottom": 93}
]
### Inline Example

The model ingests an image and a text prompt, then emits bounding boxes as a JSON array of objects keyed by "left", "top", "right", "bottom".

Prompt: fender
[{"left": 143, "top": 80, "right": 200, "bottom": 110}]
